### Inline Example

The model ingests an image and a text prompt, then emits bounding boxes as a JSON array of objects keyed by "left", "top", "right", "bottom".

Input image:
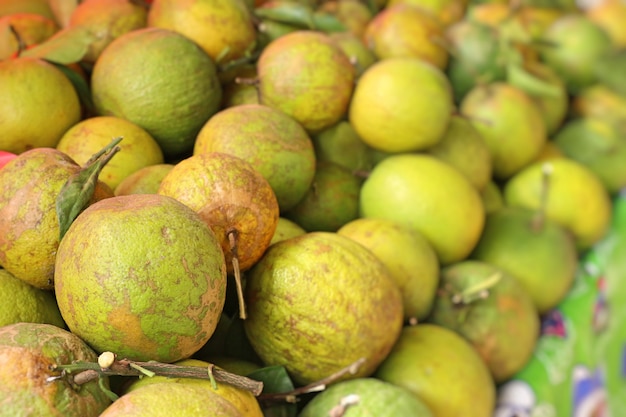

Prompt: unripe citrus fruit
[
  {"left": 461, "top": 82, "right": 547, "bottom": 180},
  {"left": 91, "top": 27, "right": 222, "bottom": 158},
  {"left": 244, "top": 232, "right": 403, "bottom": 385},
  {"left": 359, "top": 154, "right": 484, "bottom": 265},
  {"left": 364, "top": 3, "right": 448, "bottom": 69},
  {"left": 300, "top": 378, "right": 434, "bottom": 417},
  {"left": 54, "top": 194, "right": 227, "bottom": 362},
  {"left": 349, "top": 57, "right": 453, "bottom": 153},
  {"left": 338, "top": 218, "right": 440, "bottom": 322},
  {"left": 257, "top": 30, "right": 355, "bottom": 133},
  {"left": 0, "top": 57, "right": 81, "bottom": 154},
  {"left": 148, "top": 0, "right": 256, "bottom": 65},
  {"left": 193, "top": 104, "right": 316, "bottom": 212},
  {"left": 0, "top": 148, "right": 112, "bottom": 289},
  {"left": 0, "top": 13, "right": 58, "bottom": 59},
  {"left": 0, "top": 322, "right": 112, "bottom": 416},
  {"left": 158, "top": 152, "right": 279, "bottom": 274},
  {"left": 57, "top": 116, "right": 164, "bottom": 190},
  {"left": 376, "top": 324, "right": 496, "bottom": 417},
  {"left": 0, "top": 268, "right": 65, "bottom": 328},
  {"left": 68, "top": 0, "right": 148, "bottom": 63},
  {"left": 124, "top": 358, "right": 263, "bottom": 417},
  {"left": 387, "top": 0, "right": 466, "bottom": 27},
  {"left": 504, "top": 158, "right": 612, "bottom": 250},
  {"left": 114, "top": 163, "right": 174, "bottom": 196},
  {"left": 99, "top": 382, "right": 244, "bottom": 417}
]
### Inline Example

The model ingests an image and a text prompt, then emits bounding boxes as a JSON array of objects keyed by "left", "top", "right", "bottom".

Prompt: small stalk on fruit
[
  {"left": 450, "top": 271, "right": 502, "bottom": 306},
  {"left": 228, "top": 229, "right": 247, "bottom": 319}
]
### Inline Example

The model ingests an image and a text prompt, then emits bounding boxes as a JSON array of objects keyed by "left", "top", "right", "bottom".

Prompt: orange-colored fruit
[
  {"left": 0, "top": 13, "right": 58, "bottom": 59},
  {"left": 0, "top": 322, "right": 112, "bottom": 416},
  {"left": 0, "top": 148, "right": 112, "bottom": 289},
  {"left": 54, "top": 194, "right": 227, "bottom": 362},
  {"left": 0, "top": 57, "right": 81, "bottom": 154}
]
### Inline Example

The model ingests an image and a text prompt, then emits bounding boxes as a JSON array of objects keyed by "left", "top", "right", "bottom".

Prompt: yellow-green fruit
[
  {"left": 300, "top": 378, "right": 434, "bottom": 417},
  {"left": 148, "top": 0, "right": 257, "bottom": 65},
  {"left": 349, "top": 57, "right": 453, "bottom": 153},
  {"left": 0, "top": 268, "right": 65, "bottom": 328},
  {"left": 376, "top": 324, "right": 495, "bottom": 417},
  {"left": 54, "top": 194, "right": 227, "bottom": 362},
  {"left": 0, "top": 13, "right": 58, "bottom": 60},
  {"left": 386, "top": 0, "right": 466, "bottom": 27},
  {"left": 193, "top": 104, "right": 316, "bottom": 212},
  {"left": 114, "top": 164, "right": 175, "bottom": 196},
  {"left": 68, "top": 0, "right": 148, "bottom": 63},
  {"left": 91, "top": 27, "right": 222, "bottom": 158},
  {"left": 257, "top": 30, "right": 355, "bottom": 133},
  {"left": 125, "top": 359, "right": 263, "bottom": 417},
  {"left": 57, "top": 116, "right": 164, "bottom": 190},
  {"left": 363, "top": 3, "right": 448, "bottom": 69},
  {"left": 329, "top": 31, "right": 376, "bottom": 77},
  {"left": 269, "top": 217, "right": 306, "bottom": 245},
  {"left": 0, "top": 57, "right": 81, "bottom": 154},
  {"left": 244, "top": 232, "right": 403, "bottom": 385},
  {"left": 0, "top": 323, "right": 112, "bottom": 417},
  {"left": 0, "top": 148, "right": 112, "bottom": 289},
  {"left": 470, "top": 206, "right": 578, "bottom": 314},
  {"left": 359, "top": 154, "right": 485, "bottom": 265},
  {"left": 426, "top": 115, "right": 492, "bottom": 191},
  {"left": 99, "top": 383, "right": 244, "bottom": 417},
  {"left": 338, "top": 218, "right": 440, "bottom": 321},
  {"left": 504, "top": 158, "right": 612, "bottom": 250},
  {"left": 481, "top": 181, "right": 504, "bottom": 215},
  {"left": 285, "top": 161, "right": 362, "bottom": 232},
  {"left": 461, "top": 82, "right": 547, "bottom": 180}
]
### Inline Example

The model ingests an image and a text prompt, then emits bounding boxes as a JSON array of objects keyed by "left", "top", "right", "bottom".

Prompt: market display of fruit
[{"left": 1, "top": 0, "right": 626, "bottom": 416}]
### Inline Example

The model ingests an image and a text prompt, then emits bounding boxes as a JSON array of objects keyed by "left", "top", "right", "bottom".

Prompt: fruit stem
[
  {"left": 8, "top": 24, "right": 27, "bottom": 57},
  {"left": 451, "top": 272, "right": 502, "bottom": 305},
  {"left": 531, "top": 162, "right": 553, "bottom": 233},
  {"left": 258, "top": 357, "right": 366, "bottom": 404},
  {"left": 51, "top": 352, "right": 264, "bottom": 395},
  {"left": 228, "top": 229, "right": 247, "bottom": 320}
]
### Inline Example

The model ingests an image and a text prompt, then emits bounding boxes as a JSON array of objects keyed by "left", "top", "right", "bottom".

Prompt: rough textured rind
[
  {"left": 257, "top": 31, "right": 355, "bottom": 133},
  {"left": 0, "top": 323, "right": 111, "bottom": 417},
  {"left": 54, "top": 194, "right": 227, "bottom": 363},
  {"left": 243, "top": 232, "right": 404, "bottom": 385},
  {"left": 0, "top": 148, "right": 112, "bottom": 289},
  {"left": 158, "top": 152, "right": 279, "bottom": 273}
]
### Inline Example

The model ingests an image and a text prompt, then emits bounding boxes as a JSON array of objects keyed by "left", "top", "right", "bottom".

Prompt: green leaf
[
  {"left": 51, "top": 63, "right": 96, "bottom": 116},
  {"left": 56, "top": 137, "right": 123, "bottom": 240},
  {"left": 21, "top": 25, "right": 97, "bottom": 64},
  {"left": 254, "top": 2, "right": 315, "bottom": 29},
  {"left": 247, "top": 366, "right": 297, "bottom": 417}
]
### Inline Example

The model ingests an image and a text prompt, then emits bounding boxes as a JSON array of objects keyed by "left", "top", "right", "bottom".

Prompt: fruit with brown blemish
[{"left": 53, "top": 194, "right": 227, "bottom": 363}]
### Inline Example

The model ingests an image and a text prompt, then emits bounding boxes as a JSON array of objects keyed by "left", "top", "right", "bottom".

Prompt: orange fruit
[
  {"left": 0, "top": 13, "right": 59, "bottom": 59},
  {"left": 349, "top": 57, "right": 453, "bottom": 153},
  {"left": 386, "top": 0, "right": 466, "bottom": 27},
  {"left": 99, "top": 382, "right": 244, "bottom": 416},
  {"left": 114, "top": 163, "right": 175, "bottom": 196},
  {"left": 587, "top": 0, "right": 626, "bottom": 48},
  {"left": 0, "top": 57, "right": 81, "bottom": 154},
  {"left": 461, "top": 82, "right": 547, "bottom": 180},
  {"left": 57, "top": 116, "right": 164, "bottom": 190},
  {"left": 244, "top": 232, "right": 403, "bottom": 385},
  {"left": 124, "top": 358, "right": 263, "bottom": 417},
  {"left": 364, "top": 3, "right": 448, "bottom": 69},
  {"left": 376, "top": 324, "right": 496, "bottom": 417},
  {"left": 0, "top": 268, "right": 65, "bottom": 328},
  {"left": 158, "top": 152, "right": 279, "bottom": 274},
  {"left": 257, "top": 30, "right": 355, "bottom": 133},
  {"left": 68, "top": 0, "right": 148, "bottom": 63},
  {"left": 148, "top": 0, "right": 257, "bottom": 65},
  {"left": 90, "top": 27, "right": 222, "bottom": 158},
  {"left": 0, "top": 148, "right": 112, "bottom": 289},
  {"left": 359, "top": 154, "right": 484, "bottom": 265},
  {"left": 0, "top": 322, "right": 112, "bottom": 416},
  {"left": 193, "top": 104, "right": 316, "bottom": 212},
  {"left": 54, "top": 194, "right": 227, "bottom": 362}
]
